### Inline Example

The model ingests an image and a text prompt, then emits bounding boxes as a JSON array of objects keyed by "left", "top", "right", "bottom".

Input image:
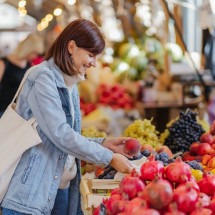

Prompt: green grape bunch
[
  {"left": 124, "top": 119, "right": 160, "bottom": 147},
  {"left": 82, "top": 126, "right": 107, "bottom": 138}
]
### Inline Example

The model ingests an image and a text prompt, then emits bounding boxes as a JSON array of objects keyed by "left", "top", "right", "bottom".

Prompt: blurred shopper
[
  {"left": 1, "top": 19, "right": 134, "bottom": 215},
  {"left": 0, "top": 34, "right": 44, "bottom": 116}
]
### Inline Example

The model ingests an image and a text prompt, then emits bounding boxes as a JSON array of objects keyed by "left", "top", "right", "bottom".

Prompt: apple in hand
[{"left": 124, "top": 139, "right": 141, "bottom": 156}]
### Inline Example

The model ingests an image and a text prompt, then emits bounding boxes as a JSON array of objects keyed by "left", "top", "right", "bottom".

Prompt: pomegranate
[
  {"left": 106, "top": 194, "right": 121, "bottom": 214},
  {"left": 140, "top": 177, "right": 173, "bottom": 210},
  {"left": 208, "top": 199, "right": 215, "bottom": 212},
  {"left": 140, "top": 155, "right": 164, "bottom": 181},
  {"left": 125, "top": 198, "right": 148, "bottom": 214},
  {"left": 165, "top": 157, "right": 191, "bottom": 183},
  {"left": 177, "top": 176, "right": 200, "bottom": 193},
  {"left": 190, "top": 208, "right": 213, "bottom": 215},
  {"left": 133, "top": 207, "right": 160, "bottom": 215},
  {"left": 112, "top": 200, "right": 129, "bottom": 215},
  {"left": 195, "top": 192, "right": 210, "bottom": 208},
  {"left": 120, "top": 169, "right": 145, "bottom": 200},
  {"left": 110, "top": 188, "right": 120, "bottom": 196},
  {"left": 198, "top": 172, "right": 215, "bottom": 196},
  {"left": 164, "top": 202, "right": 185, "bottom": 215},
  {"left": 173, "top": 184, "right": 198, "bottom": 213}
]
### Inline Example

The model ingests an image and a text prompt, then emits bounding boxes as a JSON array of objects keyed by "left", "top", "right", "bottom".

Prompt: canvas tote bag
[{"left": 0, "top": 69, "right": 42, "bottom": 202}]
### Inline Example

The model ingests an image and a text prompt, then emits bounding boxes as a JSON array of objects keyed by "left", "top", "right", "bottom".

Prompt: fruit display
[
  {"left": 97, "top": 83, "right": 134, "bottom": 110},
  {"left": 164, "top": 110, "right": 205, "bottom": 153},
  {"left": 93, "top": 156, "right": 215, "bottom": 215},
  {"left": 124, "top": 119, "right": 160, "bottom": 148}
]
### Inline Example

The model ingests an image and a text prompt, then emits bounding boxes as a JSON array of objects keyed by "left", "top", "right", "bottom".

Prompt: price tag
[{"left": 100, "top": 203, "right": 106, "bottom": 215}]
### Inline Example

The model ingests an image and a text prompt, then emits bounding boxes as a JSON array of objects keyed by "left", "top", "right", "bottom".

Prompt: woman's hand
[
  {"left": 102, "top": 137, "right": 134, "bottom": 158},
  {"left": 110, "top": 153, "right": 133, "bottom": 174}
]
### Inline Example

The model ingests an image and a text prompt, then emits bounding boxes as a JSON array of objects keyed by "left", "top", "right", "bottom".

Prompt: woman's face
[{"left": 68, "top": 40, "right": 97, "bottom": 76}]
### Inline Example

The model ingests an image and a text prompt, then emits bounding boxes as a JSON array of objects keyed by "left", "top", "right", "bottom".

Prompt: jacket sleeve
[{"left": 27, "top": 71, "right": 113, "bottom": 167}]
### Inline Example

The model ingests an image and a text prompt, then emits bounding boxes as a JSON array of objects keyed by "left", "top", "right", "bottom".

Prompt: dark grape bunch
[
  {"left": 164, "top": 110, "right": 205, "bottom": 153},
  {"left": 185, "top": 160, "right": 203, "bottom": 171}
]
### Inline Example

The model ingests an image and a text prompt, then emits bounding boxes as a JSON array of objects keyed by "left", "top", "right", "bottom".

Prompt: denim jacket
[{"left": 1, "top": 58, "right": 113, "bottom": 215}]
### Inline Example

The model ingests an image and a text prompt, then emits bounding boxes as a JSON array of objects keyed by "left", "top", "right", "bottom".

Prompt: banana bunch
[{"left": 124, "top": 119, "right": 160, "bottom": 147}]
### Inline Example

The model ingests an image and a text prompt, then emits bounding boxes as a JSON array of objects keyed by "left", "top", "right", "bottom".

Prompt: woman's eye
[{"left": 89, "top": 54, "right": 94, "bottom": 57}]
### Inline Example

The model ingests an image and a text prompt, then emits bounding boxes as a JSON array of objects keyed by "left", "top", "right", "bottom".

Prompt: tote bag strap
[{"left": 11, "top": 68, "right": 33, "bottom": 104}]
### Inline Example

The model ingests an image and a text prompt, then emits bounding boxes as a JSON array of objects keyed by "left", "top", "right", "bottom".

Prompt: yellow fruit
[
  {"left": 210, "top": 169, "right": 215, "bottom": 175},
  {"left": 191, "top": 169, "right": 203, "bottom": 181}
]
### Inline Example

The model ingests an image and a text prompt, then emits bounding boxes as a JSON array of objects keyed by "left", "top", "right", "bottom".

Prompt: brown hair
[{"left": 45, "top": 19, "right": 105, "bottom": 76}]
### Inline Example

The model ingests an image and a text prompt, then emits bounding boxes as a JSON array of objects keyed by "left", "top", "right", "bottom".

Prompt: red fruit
[
  {"left": 198, "top": 143, "right": 212, "bottom": 156},
  {"left": 189, "top": 142, "right": 200, "bottom": 155},
  {"left": 200, "top": 133, "right": 213, "bottom": 145},
  {"left": 173, "top": 184, "right": 198, "bottom": 213},
  {"left": 208, "top": 199, "right": 215, "bottom": 212},
  {"left": 112, "top": 200, "right": 129, "bottom": 215},
  {"left": 125, "top": 198, "right": 148, "bottom": 214},
  {"left": 110, "top": 188, "right": 120, "bottom": 196},
  {"left": 198, "top": 172, "right": 215, "bottom": 196},
  {"left": 195, "top": 192, "right": 210, "bottom": 208},
  {"left": 165, "top": 157, "right": 192, "bottom": 183},
  {"left": 133, "top": 207, "right": 160, "bottom": 215},
  {"left": 119, "top": 170, "right": 145, "bottom": 200},
  {"left": 93, "top": 205, "right": 100, "bottom": 215},
  {"left": 190, "top": 208, "right": 212, "bottom": 215},
  {"left": 140, "top": 155, "right": 164, "bottom": 181},
  {"left": 95, "top": 167, "right": 104, "bottom": 178},
  {"left": 124, "top": 139, "right": 141, "bottom": 156},
  {"left": 140, "top": 177, "right": 173, "bottom": 210},
  {"left": 164, "top": 202, "right": 186, "bottom": 215},
  {"left": 181, "top": 152, "right": 195, "bottom": 161},
  {"left": 106, "top": 194, "right": 121, "bottom": 214}
]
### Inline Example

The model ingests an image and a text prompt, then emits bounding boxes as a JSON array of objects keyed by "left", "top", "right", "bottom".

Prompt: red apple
[
  {"left": 189, "top": 142, "right": 200, "bottom": 155},
  {"left": 198, "top": 143, "right": 212, "bottom": 156},
  {"left": 200, "top": 133, "right": 213, "bottom": 145},
  {"left": 124, "top": 139, "right": 141, "bottom": 156}
]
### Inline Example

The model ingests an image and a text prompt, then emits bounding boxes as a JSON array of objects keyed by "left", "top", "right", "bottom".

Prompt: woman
[
  {"left": 1, "top": 19, "right": 134, "bottom": 215},
  {"left": 0, "top": 34, "right": 44, "bottom": 116}
]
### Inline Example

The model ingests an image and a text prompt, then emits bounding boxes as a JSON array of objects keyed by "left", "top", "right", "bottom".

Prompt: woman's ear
[{"left": 68, "top": 40, "right": 76, "bottom": 54}]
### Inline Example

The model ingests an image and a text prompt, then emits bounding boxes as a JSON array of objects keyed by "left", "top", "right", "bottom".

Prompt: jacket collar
[{"left": 47, "top": 58, "right": 67, "bottom": 88}]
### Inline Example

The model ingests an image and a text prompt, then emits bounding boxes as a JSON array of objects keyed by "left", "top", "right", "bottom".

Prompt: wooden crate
[{"left": 80, "top": 178, "right": 120, "bottom": 214}]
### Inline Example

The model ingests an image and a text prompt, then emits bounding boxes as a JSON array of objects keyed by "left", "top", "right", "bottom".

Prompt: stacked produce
[
  {"left": 82, "top": 126, "right": 107, "bottom": 138},
  {"left": 80, "top": 98, "right": 97, "bottom": 116},
  {"left": 97, "top": 84, "right": 134, "bottom": 110},
  {"left": 164, "top": 110, "right": 205, "bottom": 153},
  {"left": 93, "top": 156, "right": 215, "bottom": 215},
  {"left": 124, "top": 119, "right": 160, "bottom": 148}
]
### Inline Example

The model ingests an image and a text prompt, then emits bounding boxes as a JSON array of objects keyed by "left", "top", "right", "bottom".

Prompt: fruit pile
[
  {"left": 164, "top": 110, "right": 205, "bottom": 153},
  {"left": 80, "top": 98, "right": 97, "bottom": 116},
  {"left": 124, "top": 119, "right": 160, "bottom": 148},
  {"left": 182, "top": 121, "right": 215, "bottom": 172},
  {"left": 94, "top": 157, "right": 215, "bottom": 215},
  {"left": 97, "top": 84, "right": 134, "bottom": 110},
  {"left": 82, "top": 126, "right": 107, "bottom": 138}
]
